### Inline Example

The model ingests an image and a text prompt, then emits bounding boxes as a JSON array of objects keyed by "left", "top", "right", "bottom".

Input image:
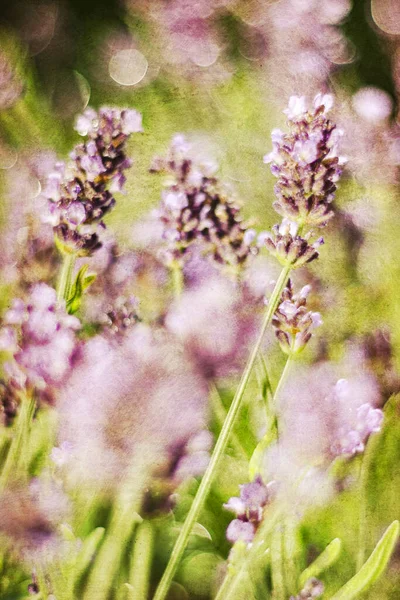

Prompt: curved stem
[
  {"left": 128, "top": 520, "right": 154, "bottom": 600},
  {"left": 57, "top": 253, "right": 76, "bottom": 303},
  {"left": 153, "top": 264, "right": 291, "bottom": 600}
]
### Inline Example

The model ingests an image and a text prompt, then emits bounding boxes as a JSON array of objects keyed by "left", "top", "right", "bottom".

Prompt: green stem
[
  {"left": 271, "top": 525, "right": 286, "bottom": 600},
  {"left": 57, "top": 253, "right": 76, "bottom": 303},
  {"left": 171, "top": 263, "right": 184, "bottom": 298},
  {"left": 272, "top": 353, "right": 293, "bottom": 439},
  {"left": 153, "top": 265, "right": 292, "bottom": 600},
  {"left": 258, "top": 353, "right": 274, "bottom": 417},
  {"left": 210, "top": 383, "right": 247, "bottom": 458},
  {"left": 128, "top": 520, "right": 154, "bottom": 600},
  {"left": 356, "top": 433, "right": 379, "bottom": 572},
  {"left": 83, "top": 467, "right": 147, "bottom": 600},
  {"left": 0, "top": 392, "right": 36, "bottom": 490},
  {"left": 283, "top": 516, "right": 299, "bottom": 596}
]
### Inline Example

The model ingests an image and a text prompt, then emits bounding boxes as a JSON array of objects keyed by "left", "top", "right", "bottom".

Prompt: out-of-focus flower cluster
[
  {"left": 166, "top": 273, "right": 259, "bottom": 379},
  {"left": 43, "top": 107, "right": 142, "bottom": 255},
  {"left": 0, "top": 284, "right": 80, "bottom": 404},
  {"left": 151, "top": 134, "right": 256, "bottom": 271},
  {"left": 57, "top": 325, "right": 208, "bottom": 491},
  {"left": 79, "top": 236, "right": 140, "bottom": 336}
]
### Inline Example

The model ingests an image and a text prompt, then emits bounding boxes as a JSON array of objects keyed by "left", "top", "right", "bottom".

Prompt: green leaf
[
  {"left": 330, "top": 520, "right": 399, "bottom": 600},
  {"left": 66, "top": 264, "right": 96, "bottom": 314},
  {"left": 299, "top": 538, "right": 342, "bottom": 589},
  {"left": 249, "top": 428, "right": 275, "bottom": 480},
  {"left": 74, "top": 527, "right": 105, "bottom": 583}
]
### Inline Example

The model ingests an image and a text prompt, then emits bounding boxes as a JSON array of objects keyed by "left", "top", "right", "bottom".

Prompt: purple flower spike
[
  {"left": 43, "top": 106, "right": 142, "bottom": 255},
  {"left": 265, "top": 93, "right": 345, "bottom": 228}
]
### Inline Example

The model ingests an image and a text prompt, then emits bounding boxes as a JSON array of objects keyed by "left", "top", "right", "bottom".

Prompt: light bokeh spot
[{"left": 109, "top": 49, "right": 148, "bottom": 86}]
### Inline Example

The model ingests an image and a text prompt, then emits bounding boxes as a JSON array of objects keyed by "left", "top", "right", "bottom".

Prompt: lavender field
[{"left": 0, "top": 1, "right": 400, "bottom": 599}]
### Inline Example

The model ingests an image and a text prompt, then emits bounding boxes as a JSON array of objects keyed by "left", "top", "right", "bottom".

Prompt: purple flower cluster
[
  {"left": 151, "top": 134, "right": 256, "bottom": 269},
  {"left": 272, "top": 280, "right": 322, "bottom": 354},
  {"left": 43, "top": 107, "right": 142, "bottom": 255},
  {"left": 264, "top": 94, "right": 344, "bottom": 228},
  {"left": 0, "top": 284, "right": 80, "bottom": 403},
  {"left": 263, "top": 219, "right": 324, "bottom": 268},
  {"left": 224, "top": 476, "right": 275, "bottom": 544}
]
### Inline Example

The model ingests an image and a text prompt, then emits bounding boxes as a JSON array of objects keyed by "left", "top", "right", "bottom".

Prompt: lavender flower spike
[
  {"left": 43, "top": 107, "right": 142, "bottom": 255},
  {"left": 264, "top": 93, "right": 345, "bottom": 228}
]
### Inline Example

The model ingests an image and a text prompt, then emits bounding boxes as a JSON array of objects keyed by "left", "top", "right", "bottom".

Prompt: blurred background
[{"left": 1, "top": 0, "right": 400, "bottom": 598}]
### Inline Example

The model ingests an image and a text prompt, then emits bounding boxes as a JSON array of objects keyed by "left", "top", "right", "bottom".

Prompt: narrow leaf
[
  {"left": 330, "top": 520, "right": 399, "bottom": 600},
  {"left": 66, "top": 265, "right": 96, "bottom": 314},
  {"left": 299, "top": 538, "right": 342, "bottom": 588},
  {"left": 74, "top": 527, "right": 105, "bottom": 583}
]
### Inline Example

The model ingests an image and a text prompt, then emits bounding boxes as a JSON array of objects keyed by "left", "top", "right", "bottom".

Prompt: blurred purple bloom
[
  {"left": 151, "top": 134, "right": 256, "bottom": 270},
  {"left": 0, "top": 284, "right": 80, "bottom": 402},
  {"left": 57, "top": 325, "right": 208, "bottom": 491}
]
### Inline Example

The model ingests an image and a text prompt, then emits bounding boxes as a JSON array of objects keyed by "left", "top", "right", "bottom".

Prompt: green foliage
[
  {"left": 67, "top": 264, "right": 96, "bottom": 314},
  {"left": 330, "top": 521, "right": 399, "bottom": 600}
]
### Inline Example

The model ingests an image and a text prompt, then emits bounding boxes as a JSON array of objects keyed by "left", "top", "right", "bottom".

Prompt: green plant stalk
[
  {"left": 153, "top": 264, "right": 292, "bottom": 600},
  {"left": 171, "top": 262, "right": 184, "bottom": 298},
  {"left": 83, "top": 466, "right": 148, "bottom": 600},
  {"left": 0, "top": 392, "right": 35, "bottom": 490},
  {"left": 57, "top": 252, "right": 76, "bottom": 303},
  {"left": 356, "top": 431, "right": 380, "bottom": 572},
  {"left": 210, "top": 383, "right": 247, "bottom": 458},
  {"left": 258, "top": 353, "right": 274, "bottom": 420},
  {"left": 271, "top": 525, "right": 286, "bottom": 600},
  {"left": 128, "top": 520, "right": 154, "bottom": 600}
]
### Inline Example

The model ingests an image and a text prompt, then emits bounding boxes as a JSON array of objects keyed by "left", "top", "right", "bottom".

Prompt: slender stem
[
  {"left": 356, "top": 433, "right": 379, "bottom": 572},
  {"left": 57, "top": 253, "right": 76, "bottom": 303},
  {"left": 283, "top": 516, "right": 298, "bottom": 596},
  {"left": 214, "top": 570, "right": 234, "bottom": 600},
  {"left": 153, "top": 265, "right": 291, "bottom": 600},
  {"left": 171, "top": 263, "right": 184, "bottom": 298},
  {"left": 272, "top": 354, "right": 293, "bottom": 439},
  {"left": 0, "top": 392, "right": 36, "bottom": 490},
  {"left": 271, "top": 525, "right": 286, "bottom": 600},
  {"left": 128, "top": 520, "right": 154, "bottom": 600},
  {"left": 210, "top": 383, "right": 247, "bottom": 458},
  {"left": 83, "top": 468, "right": 147, "bottom": 600}
]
